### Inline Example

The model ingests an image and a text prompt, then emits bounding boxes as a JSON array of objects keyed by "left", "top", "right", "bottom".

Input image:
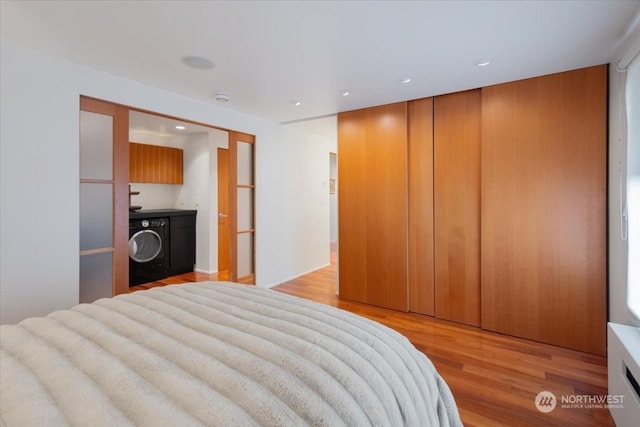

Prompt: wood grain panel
[
  {"left": 112, "top": 104, "right": 130, "bottom": 296},
  {"left": 129, "top": 143, "right": 183, "bottom": 184},
  {"left": 338, "top": 102, "right": 409, "bottom": 311},
  {"left": 337, "top": 108, "right": 370, "bottom": 304},
  {"left": 480, "top": 65, "right": 607, "bottom": 355},
  {"left": 408, "top": 98, "right": 435, "bottom": 316},
  {"left": 434, "top": 90, "right": 481, "bottom": 326}
]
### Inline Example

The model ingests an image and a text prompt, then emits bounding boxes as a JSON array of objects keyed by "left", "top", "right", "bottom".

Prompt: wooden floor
[{"left": 131, "top": 245, "right": 614, "bottom": 427}]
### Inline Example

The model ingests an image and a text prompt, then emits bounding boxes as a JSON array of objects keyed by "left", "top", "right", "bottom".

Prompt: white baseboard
[
  {"left": 258, "top": 263, "right": 332, "bottom": 289},
  {"left": 194, "top": 268, "right": 217, "bottom": 274}
]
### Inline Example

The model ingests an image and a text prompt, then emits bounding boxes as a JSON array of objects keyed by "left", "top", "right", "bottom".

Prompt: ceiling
[
  {"left": 129, "top": 110, "right": 219, "bottom": 139},
  {"left": 2, "top": 0, "right": 640, "bottom": 126}
]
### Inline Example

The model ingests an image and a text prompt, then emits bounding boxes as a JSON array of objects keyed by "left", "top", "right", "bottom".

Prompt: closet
[{"left": 337, "top": 65, "right": 607, "bottom": 355}]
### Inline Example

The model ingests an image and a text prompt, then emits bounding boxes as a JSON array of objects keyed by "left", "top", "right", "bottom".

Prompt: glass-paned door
[
  {"left": 229, "top": 131, "right": 255, "bottom": 284},
  {"left": 79, "top": 97, "right": 129, "bottom": 302}
]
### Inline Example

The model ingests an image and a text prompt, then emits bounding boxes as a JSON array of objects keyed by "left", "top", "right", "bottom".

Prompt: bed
[{"left": 1, "top": 281, "right": 461, "bottom": 426}]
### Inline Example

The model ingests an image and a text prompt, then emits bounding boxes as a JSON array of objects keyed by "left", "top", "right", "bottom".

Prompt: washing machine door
[{"left": 129, "top": 230, "right": 162, "bottom": 262}]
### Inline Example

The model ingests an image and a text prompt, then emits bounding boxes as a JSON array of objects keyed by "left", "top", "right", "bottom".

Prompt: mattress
[{"left": 1, "top": 281, "right": 461, "bottom": 426}]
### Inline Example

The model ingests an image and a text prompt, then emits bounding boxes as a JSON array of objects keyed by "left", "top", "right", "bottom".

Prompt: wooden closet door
[
  {"left": 481, "top": 65, "right": 607, "bottom": 355},
  {"left": 408, "top": 98, "right": 435, "bottom": 316},
  {"left": 434, "top": 90, "right": 481, "bottom": 326},
  {"left": 338, "top": 102, "right": 409, "bottom": 311}
]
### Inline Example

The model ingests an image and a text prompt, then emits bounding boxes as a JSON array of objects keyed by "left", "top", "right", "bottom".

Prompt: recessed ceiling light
[
  {"left": 341, "top": 90, "right": 350, "bottom": 96},
  {"left": 180, "top": 55, "right": 215, "bottom": 70},
  {"left": 475, "top": 59, "right": 491, "bottom": 67},
  {"left": 399, "top": 77, "right": 412, "bottom": 83},
  {"left": 292, "top": 101, "right": 302, "bottom": 106},
  {"left": 215, "top": 93, "right": 230, "bottom": 102},
  {"left": 175, "top": 125, "right": 186, "bottom": 130}
]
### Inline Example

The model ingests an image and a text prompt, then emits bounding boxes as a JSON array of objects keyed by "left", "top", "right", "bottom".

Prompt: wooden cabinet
[
  {"left": 338, "top": 102, "right": 409, "bottom": 311},
  {"left": 168, "top": 213, "right": 196, "bottom": 275},
  {"left": 480, "top": 65, "right": 607, "bottom": 355},
  {"left": 130, "top": 142, "right": 183, "bottom": 184},
  {"left": 434, "top": 89, "right": 481, "bottom": 327}
]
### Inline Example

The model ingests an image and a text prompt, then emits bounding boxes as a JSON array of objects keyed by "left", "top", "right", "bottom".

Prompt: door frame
[{"left": 80, "top": 96, "right": 256, "bottom": 289}]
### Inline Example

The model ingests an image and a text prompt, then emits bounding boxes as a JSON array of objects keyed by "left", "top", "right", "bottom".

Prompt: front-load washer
[{"left": 129, "top": 217, "right": 169, "bottom": 286}]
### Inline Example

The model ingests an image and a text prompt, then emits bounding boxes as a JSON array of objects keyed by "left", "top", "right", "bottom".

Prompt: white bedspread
[{"left": 1, "top": 281, "right": 461, "bottom": 426}]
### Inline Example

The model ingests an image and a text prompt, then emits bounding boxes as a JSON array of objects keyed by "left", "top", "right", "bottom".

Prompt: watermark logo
[
  {"left": 535, "top": 391, "right": 626, "bottom": 413},
  {"left": 535, "top": 391, "right": 557, "bottom": 413}
]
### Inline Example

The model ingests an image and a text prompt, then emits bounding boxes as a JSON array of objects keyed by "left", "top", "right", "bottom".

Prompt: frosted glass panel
[
  {"left": 80, "top": 251, "right": 112, "bottom": 303},
  {"left": 80, "top": 183, "right": 113, "bottom": 251},
  {"left": 80, "top": 111, "right": 113, "bottom": 180},
  {"left": 237, "top": 232, "right": 254, "bottom": 278},
  {"left": 237, "top": 142, "right": 253, "bottom": 185},
  {"left": 237, "top": 187, "right": 254, "bottom": 230}
]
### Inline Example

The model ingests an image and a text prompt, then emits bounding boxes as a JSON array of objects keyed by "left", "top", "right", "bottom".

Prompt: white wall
[
  {"left": 128, "top": 183, "right": 180, "bottom": 210},
  {"left": 179, "top": 133, "right": 211, "bottom": 273},
  {"left": 0, "top": 41, "right": 332, "bottom": 323},
  {"left": 277, "top": 125, "right": 335, "bottom": 281}
]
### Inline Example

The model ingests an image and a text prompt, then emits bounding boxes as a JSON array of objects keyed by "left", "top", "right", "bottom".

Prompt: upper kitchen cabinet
[{"left": 130, "top": 142, "right": 183, "bottom": 184}]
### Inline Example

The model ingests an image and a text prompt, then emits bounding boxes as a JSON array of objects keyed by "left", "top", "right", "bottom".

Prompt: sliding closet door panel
[
  {"left": 481, "top": 65, "right": 607, "bottom": 355},
  {"left": 338, "top": 102, "right": 409, "bottom": 311},
  {"left": 408, "top": 98, "right": 435, "bottom": 316},
  {"left": 434, "top": 90, "right": 481, "bottom": 326},
  {"left": 366, "top": 103, "right": 409, "bottom": 311},
  {"left": 337, "top": 108, "right": 369, "bottom": 301}
]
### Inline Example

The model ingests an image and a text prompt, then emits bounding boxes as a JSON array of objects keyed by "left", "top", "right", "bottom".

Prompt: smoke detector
[{"left": 215, "top": 93, "right": 230, "bottom": 102}]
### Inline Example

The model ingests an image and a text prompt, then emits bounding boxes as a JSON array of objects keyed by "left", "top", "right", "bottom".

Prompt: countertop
[{"left": 129, "top": 209, "right": 197, "bottom": 219}]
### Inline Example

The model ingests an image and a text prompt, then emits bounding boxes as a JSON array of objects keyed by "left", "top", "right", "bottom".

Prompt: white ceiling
[
  {"left": 2, "top": 0, "right": 640, "bottom": 126},
  {"left": 129, "top": 110, "right": 219, "bottom": 139}
]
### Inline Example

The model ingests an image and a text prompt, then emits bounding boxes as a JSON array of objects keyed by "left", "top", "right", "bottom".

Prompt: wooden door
[
  {"left": 480, "top": 65, "right": 607, "bottom": 355},
  {"left": 433, "top": 90, "right": 481, "bottom": 326},
  {"left": 338, "top": 102, "right": 409, "bottom": 311},
  {"left": 229, "top": 131, "right": 256, "bottom": 284},
  {"left": 79, "top": 96, "right": 129, "bottom": 300},
  {"left": 408, "top": 98, "right": 435, "bottom": 316},
  {"left": 217, "top": 148, "right": 230, "bottom": 273}
]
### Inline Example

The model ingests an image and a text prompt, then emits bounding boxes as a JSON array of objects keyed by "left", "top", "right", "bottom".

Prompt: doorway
[{"left": 79, "top": 97, "right": 256, "bottom": 299}]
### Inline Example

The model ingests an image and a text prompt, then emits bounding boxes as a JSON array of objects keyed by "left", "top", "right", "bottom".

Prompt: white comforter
[{"left": 1, "top": 281, "right": 461, "bottom": 426}]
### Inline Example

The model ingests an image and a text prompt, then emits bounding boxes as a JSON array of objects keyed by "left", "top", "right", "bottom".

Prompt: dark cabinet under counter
[
  {"left": 168, "top": 213, "right": 196, "bottom": 275},
  {"left": 129, "top": 209, "right": 197, "bottom": 277}
]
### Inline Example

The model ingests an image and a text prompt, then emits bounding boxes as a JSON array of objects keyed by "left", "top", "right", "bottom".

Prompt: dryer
[{"left": 129, "top": 217, "right": 169, "bottom": 286}]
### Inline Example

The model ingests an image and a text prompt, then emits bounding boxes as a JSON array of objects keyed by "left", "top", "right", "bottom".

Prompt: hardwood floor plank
[{"left": 130, "top": 243, "right": 614, "bottom": 426}]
